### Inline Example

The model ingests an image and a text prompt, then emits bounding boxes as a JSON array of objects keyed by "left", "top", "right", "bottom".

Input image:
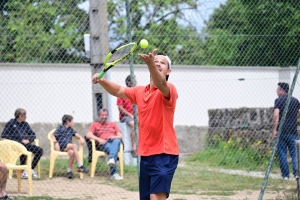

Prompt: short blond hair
[{"left": 14, "top": 108, "right": 26, "bottom": 119}]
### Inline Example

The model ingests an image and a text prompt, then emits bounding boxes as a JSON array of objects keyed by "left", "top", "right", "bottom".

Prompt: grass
[
  {"left": 14, "top": 197, "right": 81, "bottom": 200},
  {"left": 200, "top": 191, "right": 235, "bottom": 196},
  {"left": 106, "top": 161, "right": 296, "bottom": 197},
  {"left": 12, "top": 154, "right": 297, "bottom": 199},
  {"left": 32, "top": 157, "right": 139, "bottom": 180},
  {"left": 185, "top": 135, "right": 283, "bottom": 173},
  {"left": 186, "top": 147, "right": 281, "bottom": 172},
  {"left": 44, "top": 157, "right": 296, "bottom": 194}
]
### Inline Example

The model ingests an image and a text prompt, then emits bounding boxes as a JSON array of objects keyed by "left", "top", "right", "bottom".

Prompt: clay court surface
[{"left": 6, "top": 176, "right": 283, "bottom": 200}]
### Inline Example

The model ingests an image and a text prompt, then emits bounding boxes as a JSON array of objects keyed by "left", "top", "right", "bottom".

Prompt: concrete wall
[
  {"left": 207, "top": 107, "right": 300, "bottom": 149},
  {"left": 0, "top": 122, "right": 207, "bottom": 159},
  {"left": 175, "top": 125, "right": 207, "bottom": 157},
  {"left": 1, "top": 63, "right": 299, "bottom": 127}
]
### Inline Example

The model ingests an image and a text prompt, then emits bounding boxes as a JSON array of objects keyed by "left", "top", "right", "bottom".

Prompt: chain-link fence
[{"left": 1, "top": 0, "right": 300, "bottom": 199}]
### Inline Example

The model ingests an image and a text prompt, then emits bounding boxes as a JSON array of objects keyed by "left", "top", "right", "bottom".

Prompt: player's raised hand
[{"left": 138, "top": 49, "right": 157, "bottom": 66}]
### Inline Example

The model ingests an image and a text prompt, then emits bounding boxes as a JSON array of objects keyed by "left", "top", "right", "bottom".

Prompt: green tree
[
  {"left": 107, "top": 0, "right": 202, "bottom": 65},
  {"left": 0, "top": 0, "right": 87, "bottom": 63},
  {"left": 134, "top": 18, "right": 201, "bottom": 65},
  {"left": 1, "top": 0, "right": 203, "bottom": 64},
  {"left": 200, "top": 0, "right": 300, "bottom": 66}
]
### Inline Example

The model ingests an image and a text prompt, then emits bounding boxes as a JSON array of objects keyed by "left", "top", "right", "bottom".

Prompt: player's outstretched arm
[
  {"left": 138, "top": 49, "right": 170, "bottom": 98},
  {"left": 92, "top": 74, "right": 127, "bottom": 98}
]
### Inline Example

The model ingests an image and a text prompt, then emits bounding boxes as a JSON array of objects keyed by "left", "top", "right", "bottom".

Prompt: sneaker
[
  {"left": 295, "top": 175, "right": 299, "bottom": 181},
  {"left": 77, "top": 165, "right": 89, "bottom": 173},
  {"left": 107, "top": 158, "right": 115, "bottom": 167},
  {"left": 283, "top": 177, "right": 289, "bottom": 180},
  {"left": 21, "top": 170, "right": 28, "bottom": 179},
  {"left": 31, "top": 169, "right": 38, "bottom": 179},
  {"left": 110, "top": 173, "right": 123, "bottom": 180},
  {"left": 67, "top": 172, "right": 74, "bottom": 179}
]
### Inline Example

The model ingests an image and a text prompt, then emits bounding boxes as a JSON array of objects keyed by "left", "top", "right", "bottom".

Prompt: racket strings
[{"left": 107, "top": 44, "right": 135, "bottom": 64}]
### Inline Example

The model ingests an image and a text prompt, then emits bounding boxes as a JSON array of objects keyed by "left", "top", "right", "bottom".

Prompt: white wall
[
  {"left": 108, "top": 65, "right": 286, "bottom": 126},
  {"left": 0, "top": 64, "right": 93, "bottom": 124},
  {"left": 0, "top": 63, "right": 297, "bottom": 126}
]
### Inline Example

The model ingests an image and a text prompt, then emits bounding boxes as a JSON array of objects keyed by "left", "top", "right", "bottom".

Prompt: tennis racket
[{"left": 98, "top": 42, "right": 137, "bottom": 79}]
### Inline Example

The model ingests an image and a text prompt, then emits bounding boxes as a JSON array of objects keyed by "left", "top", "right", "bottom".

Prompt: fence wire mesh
[{"left": 1, "top": 0, "right": 300, "bottom": 199}]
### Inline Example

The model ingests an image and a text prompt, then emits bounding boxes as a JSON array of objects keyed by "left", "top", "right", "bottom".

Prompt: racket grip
[{"left": 98, "top": 71, "right": 105, "bottom": 79}]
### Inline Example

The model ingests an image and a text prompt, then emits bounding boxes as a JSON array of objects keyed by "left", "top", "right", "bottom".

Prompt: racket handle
[{"left": 98, "top": 71, "right": 105, "bottom": 79}]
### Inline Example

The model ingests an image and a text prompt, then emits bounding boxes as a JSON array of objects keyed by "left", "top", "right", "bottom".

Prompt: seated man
[
  {"left": 85, "top": 108, "right": 123, "bottom": 180},
  {"left": 117, "top": 75, "right": 137, "bottom": 157},
  {"left": 0, "top": 162, "right": 13, "bottom": 200},
  {"left": 1, "top": 108, "right": 43, "bottom": 179}
]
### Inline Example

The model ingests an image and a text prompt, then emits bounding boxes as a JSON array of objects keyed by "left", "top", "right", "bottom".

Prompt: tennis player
[{"left": 92, "top": 49, "right": 179, "bottom": 200}]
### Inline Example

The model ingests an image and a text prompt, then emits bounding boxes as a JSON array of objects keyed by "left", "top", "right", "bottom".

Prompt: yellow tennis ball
[{"left": 140, "top": 39, "right": 148, "bottom": 49}]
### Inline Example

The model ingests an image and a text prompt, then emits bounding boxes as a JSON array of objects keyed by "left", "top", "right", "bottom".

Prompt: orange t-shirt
[
  {"left": 124, "top": 82, "right": 179, "bottom": 156},
  {"left": 88, "top": 122, "right": 121, "bottom": 140}
]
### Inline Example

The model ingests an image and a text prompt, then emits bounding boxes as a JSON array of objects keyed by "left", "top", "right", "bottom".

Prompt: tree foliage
[
  {"left": 0, "top": 0, "right": 88, "bottom": 63},
  {"left": 200, "top": 0, "right": 300, "bottom": 66},
  {"left": 0, "top": 0, "right": 202, "bottom": 64},
  {"left": 1, "top": 0, "right": 299, "bottom": 66},
  {"left": 108, "top": 0, "right": 201, "bottom": 65}
]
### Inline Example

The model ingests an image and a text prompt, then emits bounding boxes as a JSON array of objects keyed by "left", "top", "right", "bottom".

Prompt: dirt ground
[{"left": 6, "top": 176, "right": 285, "bottom": 200}]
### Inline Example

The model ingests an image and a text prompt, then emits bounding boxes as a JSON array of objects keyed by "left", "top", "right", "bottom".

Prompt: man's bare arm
[
  {"left": 109, "top": 132, "right": 122, "bottom": 140},
  {"left": 273, "top": 108, "right": 280, "bottom": 138},
  {"left": 86, "top": 131, "right": 107, "bottom": 145},
  {"left": 92, "top": 75, "right": 127, "bottom": 98},
  {"left": 138, "top": 49, "right": 170, "bottom": 98}
]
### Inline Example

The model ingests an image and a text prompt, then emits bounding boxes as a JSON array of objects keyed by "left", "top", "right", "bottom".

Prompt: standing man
[
  {"left": 85, "top": 109, "right": 123, "bottom": 180},
  {"left": 117, "top": 75, "right": 137, "bottom": 157},
  {"left": 273, "top": 82, "right": 300, "bottom": 180},
  {"left": 1, "top": 108, "right": 43, "bottom": 179},
  {"left": 92, "top": 49, "right": 179, "bottom": 200}
]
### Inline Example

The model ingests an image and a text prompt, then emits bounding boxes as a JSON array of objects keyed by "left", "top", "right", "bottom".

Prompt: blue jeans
[
  {"left": 99, "top": 139, "right": 121, "bottom": 175},
  {"left": 277, "top": 134, "right": 298, "bottom": 178}
]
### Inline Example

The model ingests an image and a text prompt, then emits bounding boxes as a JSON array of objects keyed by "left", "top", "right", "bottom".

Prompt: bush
[{"left": 187, "top": 135, "right": 279, "bottom": 171}]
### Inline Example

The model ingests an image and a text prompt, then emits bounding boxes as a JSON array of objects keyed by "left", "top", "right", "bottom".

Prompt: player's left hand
[{"left": 138, "top": 49, "right": 157, "bottom": 66}]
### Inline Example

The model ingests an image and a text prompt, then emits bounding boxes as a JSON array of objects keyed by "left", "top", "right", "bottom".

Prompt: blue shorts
[
  {"left": 59, "top": 143, "right": 67, "bottom": 152},
  {"left": 139, "top": 154, "right": 179, "bottom": 200}
]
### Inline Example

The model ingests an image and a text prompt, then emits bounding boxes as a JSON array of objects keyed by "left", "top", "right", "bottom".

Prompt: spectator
[
  {"left": 1, "top": 108, "right": 43, "bottom": 179},
  {"left": 86, "top": 109, "right": 123, "bottom": 180},
  {"left": 0, "top": 162, "right": 13, "bottom": 199},
  {"left": 273, "top": 82, "right": 300, "bottom": 180},
  {"left": 52, "top": 115, "right": 89, "bottom": 179},
  {"left": 117, "top": 75, "right": 137, "bottom": 157}
]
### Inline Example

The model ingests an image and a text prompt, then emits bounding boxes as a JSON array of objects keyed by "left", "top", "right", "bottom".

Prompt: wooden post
[
  {"left": 89, "top": 0, "right": 109, "bottom": 119},
  {"left": 296, "top": 140, "right": 300, "bottom": 200}
]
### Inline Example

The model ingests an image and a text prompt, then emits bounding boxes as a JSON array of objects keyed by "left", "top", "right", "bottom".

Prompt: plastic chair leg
[{"left": 49, "top": 155, "right": 56, "bottom": 178}]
